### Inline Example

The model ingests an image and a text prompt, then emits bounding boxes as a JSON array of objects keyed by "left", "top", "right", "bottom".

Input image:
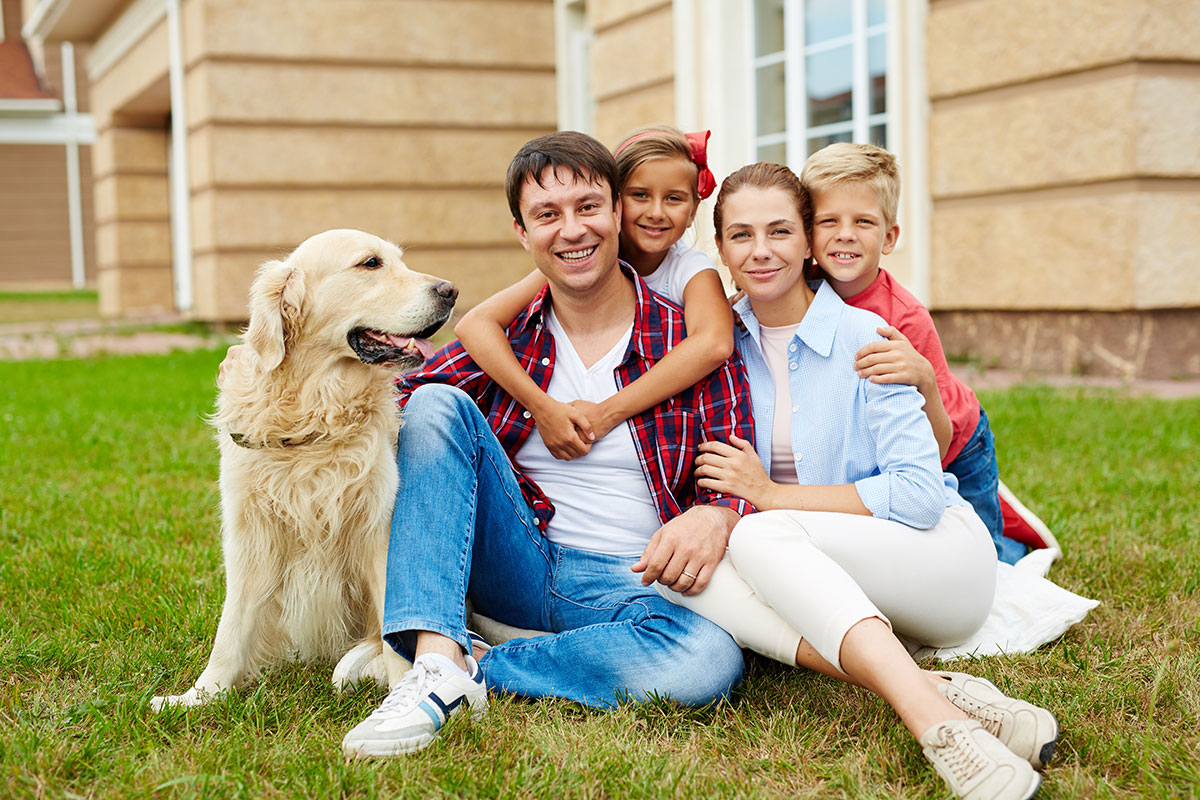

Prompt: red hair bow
[{"left": 686, "top": 130, "right": 717, "bottom": 200}]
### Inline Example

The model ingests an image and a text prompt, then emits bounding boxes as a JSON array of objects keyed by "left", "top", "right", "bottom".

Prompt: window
[{"left": 753, "top": 0, "right": 888, "bottom": 166}]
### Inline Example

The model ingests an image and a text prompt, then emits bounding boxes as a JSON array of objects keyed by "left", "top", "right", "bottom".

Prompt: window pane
[
  {"left": 756, "top": 63, "right": 787, "bottom": 136},
  {"left": 870, "top": 124, "right": 887, "bottom": 149},
  {"left": 807, "top": 129, "right": 852, "bottom": 157},
  {"left": 806, "top": 45, "right": 852, "bottom": 127},
  {"left": 868, "top": 0, "right": 886, "bottom": 27},
  {"left": 868, "top": 33, "right": 886, "bottom": 116},
  {"left": 804, "top": 0, "right": 851, "bottom": 43},
  {"left": 755, "top": 0, "right": 785, "bottom": 56},
  {"left": 757, "top": 140, "right": 788, "bottom": 165}
]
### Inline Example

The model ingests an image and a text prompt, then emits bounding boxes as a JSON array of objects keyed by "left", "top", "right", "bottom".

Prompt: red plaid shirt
[{"left": 396, "top": 266, "right": 756, "bottom": 533}]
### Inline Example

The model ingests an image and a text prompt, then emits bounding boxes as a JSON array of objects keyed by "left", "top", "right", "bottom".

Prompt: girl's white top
[{"left": 639, "top": 241, "right": 717, "bottom": 306}]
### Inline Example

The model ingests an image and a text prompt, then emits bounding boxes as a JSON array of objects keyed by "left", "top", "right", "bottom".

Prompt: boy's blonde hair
[
  {"left": 613, "top": 124, "right": 700, "bottom": 202},
  {"left": 801, "top": 142, "right": 900, "bottom": 228}
]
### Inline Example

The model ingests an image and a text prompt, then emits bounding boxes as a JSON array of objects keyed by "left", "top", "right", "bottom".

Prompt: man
[{"left": 342, "top": 131, "right": 755, "bottom": 758}]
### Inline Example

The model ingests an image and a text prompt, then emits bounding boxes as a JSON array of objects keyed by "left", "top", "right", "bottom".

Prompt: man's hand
[
  {"left": 854, "top": 326, "right": 935, "bottom": 394},
  {"left": 567, "top": 399, "right": 620, "bottom": 443},
  {"left": 631, "top": 505, "right": 739, "bottom": 596},
  {"left": 531, "top": 397, "right": 595, "bottom": 460},
  {"left": 217, "top": 344, "right": 248, "bottom": 386}
]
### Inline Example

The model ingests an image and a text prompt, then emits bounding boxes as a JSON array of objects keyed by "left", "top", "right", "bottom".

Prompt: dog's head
[{"left": 244, "top": 229, "right": 457, "bottom": 372}]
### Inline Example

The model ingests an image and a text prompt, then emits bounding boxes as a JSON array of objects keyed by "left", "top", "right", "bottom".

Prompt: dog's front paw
[
  {"left": 150, "top": 687, "right": 210, "bottom": 711},
  {"left": 333, "top": 641, "right": 387, "bottom": 691}
]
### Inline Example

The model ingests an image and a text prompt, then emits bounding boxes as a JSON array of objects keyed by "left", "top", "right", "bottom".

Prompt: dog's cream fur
[{"left": 152, "top": 229, "right": 456, "bottom": 710}]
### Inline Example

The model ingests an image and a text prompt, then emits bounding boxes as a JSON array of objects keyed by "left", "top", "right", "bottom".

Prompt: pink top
[{"left": 844, "top": 269, "right": 981, "bottom": 466}]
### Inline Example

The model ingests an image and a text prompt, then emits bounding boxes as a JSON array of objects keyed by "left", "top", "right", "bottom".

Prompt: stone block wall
[{"left": 926, "top": 0, "right": 1200, "bottom": 377}]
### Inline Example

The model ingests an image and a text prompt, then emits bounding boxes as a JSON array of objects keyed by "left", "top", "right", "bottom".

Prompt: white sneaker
[
  {"left": 921, "top": 720, "right": 1041, "bottom": 800},
  {"left": 341, "top": 653, "right": 487, "bottom": 758},
  {"left": 936, "top": 671, "right": 1059, "bottom": 769}
]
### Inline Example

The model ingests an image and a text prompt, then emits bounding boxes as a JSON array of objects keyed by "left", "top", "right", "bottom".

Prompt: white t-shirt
[
  {"left": 513, "top": 307, "right": 662, "bottom": 556},
  {"left": 757, "top": 322, "right": 801, "bottom": 485},
  {"left": 640, "top": 241, "right": 718, "bottom": 306}
]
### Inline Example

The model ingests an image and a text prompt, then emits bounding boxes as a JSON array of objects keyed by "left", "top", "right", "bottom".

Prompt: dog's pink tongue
[{"left": 408, "top": 338, "right": 436, "bottom": 361}]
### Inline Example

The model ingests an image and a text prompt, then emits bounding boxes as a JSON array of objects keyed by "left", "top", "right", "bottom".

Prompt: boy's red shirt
[{"left": 844, "top": 268, "right": 981, "bottom": 467}]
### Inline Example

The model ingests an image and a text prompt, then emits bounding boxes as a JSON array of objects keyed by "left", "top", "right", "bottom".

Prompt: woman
[{"left": 665, "top": 163, "right": 1055, "bottom": 800}]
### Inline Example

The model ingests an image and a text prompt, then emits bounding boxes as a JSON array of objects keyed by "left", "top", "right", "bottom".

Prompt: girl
[
  {"left": 671, "top": 163, "right": 1055, "bottom": 800},
  {"left": 455, "top": 125, "right": 733, "bottom": 459}
]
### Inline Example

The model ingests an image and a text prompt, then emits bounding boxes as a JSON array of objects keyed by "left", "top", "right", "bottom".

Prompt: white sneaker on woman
[
  {"left": 936, "top": 671, "right": 1059, "bottom": 769},
  {"left": 921, "top": 720, "right": 1041, "bottom": 800}
]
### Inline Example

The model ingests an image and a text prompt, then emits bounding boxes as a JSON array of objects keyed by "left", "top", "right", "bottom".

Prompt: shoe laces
[
  {"left": 373, "top": 659, "right": 442, "bottom": 718},
  {"left": 931, "top": 725, "right": 988, "bottom": 784},
  {"left": 954, "top": 691, "right": 1005, "bottom": 735}
]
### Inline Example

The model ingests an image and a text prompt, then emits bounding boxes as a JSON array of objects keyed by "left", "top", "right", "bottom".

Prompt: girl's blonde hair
[{"left": 613, "top": 124, "right": 701, "bottom": 202}]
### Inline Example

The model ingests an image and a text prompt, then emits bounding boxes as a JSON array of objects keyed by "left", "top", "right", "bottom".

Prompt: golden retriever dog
[{"left": 152, "top": 229, "right": 456, "bottom": 710}]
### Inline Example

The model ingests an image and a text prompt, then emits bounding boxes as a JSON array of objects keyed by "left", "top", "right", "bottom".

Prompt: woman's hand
[
  {"left": 531, "top": 397, "right": 595, "bottom": 460},
  {"left": 695, "top": 434, "right": 776, "bottom": 508}
]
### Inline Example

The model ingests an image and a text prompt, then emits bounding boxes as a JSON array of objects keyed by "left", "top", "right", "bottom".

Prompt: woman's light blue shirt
[{"left": 732, "top": 280, "right": 967, "bottom": 529}]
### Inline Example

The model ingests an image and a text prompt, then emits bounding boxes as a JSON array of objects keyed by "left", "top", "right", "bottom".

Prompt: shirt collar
[
  {"left": 733, "top": 279, "right": 844, "bottom": 358},
  {"left": 511, "top": 262, "right": 668, "bottom": 361}
]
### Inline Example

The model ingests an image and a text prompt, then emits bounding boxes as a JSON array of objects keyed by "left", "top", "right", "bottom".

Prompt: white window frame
[
  {"left": 752, "top": 0, "right": 890, "bottom": 168},
  {"left": 555, "top": 0, "right": 594, "bottom": 134}
]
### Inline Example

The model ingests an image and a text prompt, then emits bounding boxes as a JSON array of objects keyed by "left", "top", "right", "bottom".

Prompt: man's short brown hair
[{"left": 506, "top": 131, "right": 620, "bottom": 229}]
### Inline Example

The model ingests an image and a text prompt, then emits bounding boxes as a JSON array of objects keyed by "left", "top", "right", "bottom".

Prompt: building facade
[
  {"left": 21, "top": 0, "right": 1200, "bottom": 378},
  {"left": 1, "top": 0, "right": 95, "bottom": 289}
]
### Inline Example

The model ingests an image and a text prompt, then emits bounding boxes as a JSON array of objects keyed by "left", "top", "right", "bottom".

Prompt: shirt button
[
  {"left": 791, "top": 405, "right": 799, "bottom": 413},
  {"left": 789, "top": 362, "right": 798, "bottom": 370},
  {"left": 540, "top": 357, "right": 550, "bottom": 366},
  {"left": 789, "top": 343, "right": 797, "bottom": 352},
  {"left": 794, "top": 453, "right": 803, "bottom": 462},
  {"left": 522, "top": 410, "right": 532, "bottom": 419}
]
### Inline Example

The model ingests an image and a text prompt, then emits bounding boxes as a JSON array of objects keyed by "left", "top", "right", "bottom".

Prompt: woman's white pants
[{"left": 660, "top": 504, "right": 997, "bottom": 673}]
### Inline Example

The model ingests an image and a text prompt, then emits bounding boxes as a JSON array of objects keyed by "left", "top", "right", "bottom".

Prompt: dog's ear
[{"left": 244, "top": 259, "right": 306, "bottom": 371}]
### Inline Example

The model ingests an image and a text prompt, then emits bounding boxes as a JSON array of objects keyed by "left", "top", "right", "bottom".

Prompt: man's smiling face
[{"left": 514, "top": 166, "right": 622, "bottom": 298}]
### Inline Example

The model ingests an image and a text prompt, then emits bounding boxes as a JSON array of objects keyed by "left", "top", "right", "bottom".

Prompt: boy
[{"left": 801, "top": 142, "right": 1054, "bottom": 564}]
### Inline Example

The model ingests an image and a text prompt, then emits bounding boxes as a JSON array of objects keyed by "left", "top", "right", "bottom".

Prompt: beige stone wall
[
  {"left": 183, "top": 0, "right": 556, "bottom": 321},
  {"left": 87, "top": 9, "right": 174, "bottom": 316},
  {"left": 84, "top": 0, "right": 556, "bottom": 320},
  {"left": 927, "top": 0, "right": 1200, "bottom": 316},
  {"left": 588, "top": 1, "right": 676, "bottom": 148}
]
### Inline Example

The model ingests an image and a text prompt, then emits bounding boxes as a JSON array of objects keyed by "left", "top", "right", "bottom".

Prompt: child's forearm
[
  {"left": 600, "top": 328, "right": 734, "bottom": 429},
  {"left": 756, "top": 482, "right": 872, "bottom": 516},
  {"left": 918, "top": 381, "right": 953, "bottom": 460},
  {"left": 455, "top": 314, "right": 550, "bottom": 413}
]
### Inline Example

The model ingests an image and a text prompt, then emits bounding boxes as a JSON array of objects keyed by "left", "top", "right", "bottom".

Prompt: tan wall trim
[
  {"left": 933, "top": 177, "right": 1200, "bottom": 206},
  {"left": 931, "top": 61, "right": 1200, "bottom": 109}
]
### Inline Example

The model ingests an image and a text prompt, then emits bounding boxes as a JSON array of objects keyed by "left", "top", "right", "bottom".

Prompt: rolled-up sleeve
[
  {"left": 695, "top": 353, "right": 757, "bottom": 516},
  {"left": 854, "top": 378, "right": 947, "bottom": 529}
]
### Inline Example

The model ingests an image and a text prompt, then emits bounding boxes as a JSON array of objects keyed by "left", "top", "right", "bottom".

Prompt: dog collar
[{"left": 229, "top": 432, "right": 322, "bottom": 449}]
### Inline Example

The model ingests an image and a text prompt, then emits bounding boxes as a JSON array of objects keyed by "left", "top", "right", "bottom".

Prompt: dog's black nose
[{"left": 434, "top": 281, "right": 459, "bottom": 302}]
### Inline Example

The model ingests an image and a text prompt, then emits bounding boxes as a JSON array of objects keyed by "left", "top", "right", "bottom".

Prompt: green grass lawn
[{"left": 1, "top": 349, "right": 1197, "bottom": 798}]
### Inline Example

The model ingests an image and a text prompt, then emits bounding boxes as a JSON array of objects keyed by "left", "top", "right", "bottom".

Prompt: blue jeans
[
  {"left": 381, "top": 384, "right": 745, "bottom": 707},
  {"left": 945, "top": 408, "right": 1026, "bottom": 565}
]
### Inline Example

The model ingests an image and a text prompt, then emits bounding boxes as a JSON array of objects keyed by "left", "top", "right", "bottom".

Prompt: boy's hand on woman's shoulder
[{"left": 854, "top": 326, "right": 936, "bottom": 394}]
